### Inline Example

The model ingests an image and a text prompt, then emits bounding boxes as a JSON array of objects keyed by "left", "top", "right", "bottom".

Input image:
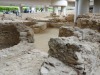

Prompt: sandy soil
[
  {"left": 34, "top": 28, "right": 59, "bottom": 52},
  {"left": 0, "top": 42, "right": 48, "bottom": 75}
]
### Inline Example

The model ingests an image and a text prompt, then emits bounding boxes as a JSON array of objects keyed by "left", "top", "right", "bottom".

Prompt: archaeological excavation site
[{"left": 0, "top": 0, "right": 100, "bottom": 75}]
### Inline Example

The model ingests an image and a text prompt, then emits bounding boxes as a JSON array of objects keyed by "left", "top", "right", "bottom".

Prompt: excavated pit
[
  {"left": 0, "top": 23, "right": 20, "bottom": 49},
  {"left": 0, "top": 22, "right": 34, "bottom": 49}
]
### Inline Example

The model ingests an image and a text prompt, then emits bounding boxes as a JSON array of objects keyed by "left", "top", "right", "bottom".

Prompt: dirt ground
[{"left": 34, "top": 28, "right": 59, "bottom": 52}]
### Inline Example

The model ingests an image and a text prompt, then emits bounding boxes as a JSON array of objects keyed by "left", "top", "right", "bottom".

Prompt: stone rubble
[
  {"left": 65, "top": 14, "right": 74, "bottom": 22},
  {"left": 0, "top": 41, "right": 48, "bottom": 75},
  {"left": 41, "top": 24, "right": 100, "bottom": 75},
  {"left": 47, "top": 36, "right": 100, "bottom": 75},
  {"left": 31, "top": 22, "right": 47, "bottom": 34},
  {"left": 0, "top": 13, "right": 100, "bottom": 75},
  {"left": 40, "top": 57, "right": 77, "bottom": 75},
  {"left": 76, "top": 14, "right": 100, "bottom": 32},
  {"left": 59, "top": 26, "right": 100, "bottom": 43}
]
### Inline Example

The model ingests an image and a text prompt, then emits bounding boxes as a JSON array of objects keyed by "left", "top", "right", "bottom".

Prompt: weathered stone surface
[
  {"left": 65, "top": 14, "right": 74, "bottom": 22},
  {"left": 77, "top": 15, "right": 90, "bottom": 19},
  {"left": 31, "top": 22, "right": 47, "bottom": 33},
  {"left": 0, "top": 22, "right": 34, "bottom": 49},
  {"left": 59, "top": 26, "right": 100, "bottom": 43},
  {"left": 48, "top": 37, "right": 100, "bottom": 75},
  {"left": 59, "top": 26, "right": 74, "bottom": 37},
  {"left": 0, "top": 23, "right": 20, "bottom": 49},
  {"left": 33, "top": 28, "right": 40, "bottom": 33},
  {"left": 50, "top": 13, "right": 59, "bottom": 17},
  {"left": 47, "top": 22, "right": 65, "bottom": 28},
  {"left": 14, "top": 23, "right": 34, "bottom": 43},
  {"left": 76, "top": 14, "right": 100, "bottom": 32},
  {"left": 48, "top": 37, "right": 80, "bottom": 66},
  {"left": 25, "top": 17, "right": 37, "bottom": 26},
  {"left": 0, "top": 42, "right": 48, "bottom": 75},
  {"left": 40, "top": 57, "right": 77, "bottom": 75},
  {"left": 47, "top": 17, "right": 67, "bottom": 28}
]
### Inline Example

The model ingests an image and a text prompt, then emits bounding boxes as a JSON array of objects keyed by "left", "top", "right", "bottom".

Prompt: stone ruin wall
[
  {"left": 59, "top": 26, "right": 100, "bottom": 43},
  {"left": 0, "top": 23, "right": 20, "bottom": 49},
  {"left": 0, "top": 22, "right": 34, "bottom": 49},
  {"left": 76, "top": 14, "right": 100, "bottom": 32},
  {"left": 46, "top": 26, "right": 100, "bottom": 75}
]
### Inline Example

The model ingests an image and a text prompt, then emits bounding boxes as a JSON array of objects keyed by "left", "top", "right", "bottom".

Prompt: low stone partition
[
  {"left": 47, "top": 22, "right": 66, "bottom": 28},
  {"left": 25, "top": 17, "right": 37, "bottom": 25},
  {"left": 0, "top": 22, "right": 34, "bottom": 49},
  {"left": 76, "top": 14, "right": 100, "bottom": 32},
  {"left": 23, "top": 21, "right": 36, "bottom": 26},
  {"left": 76, "top": 14, "right": 90, "bottom": 19},
  {"left": 22, "top": 12, "right": 51, "bottom": 20},
  {"left": 59, "top": 26, "right": 100, "bottom": 43},
  {"left": 47, "top": 14, "right": 74, "bottom": 28},
  {"left": 30, "top": 22, "right": 47, "bottom": 34},
  {"left": 50, "top": 13, "right": 58, "bottom": 17},
  {"left": 47, "top": 18, "right": 67, "bottom": 28},
  {"left": 59, "top": 26, "right": 74, "bottom": 37},
  {"left": 65, "top": 14, "right": 74, "bottom": 22}
]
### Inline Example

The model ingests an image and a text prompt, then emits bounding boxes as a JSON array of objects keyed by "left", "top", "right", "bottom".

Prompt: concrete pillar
[
  {"left": 93, "top": 0, "right": 100, "bottom": 13},
  {"left": 29, "top": 7, "right": 32, "bottom": 13},
  {"left": 61, "top": 6, "right": 66, "bottom": 16},
  {"left": 19, "top": 6, "right": 23, "bottom": 13},
  {"left": 51, "top": 0, "right": 68, "bottom": 15},
  {"left": 78, "top": 0, "right": 90, "bottom": 15},
  {"left": 44, "top": 7, "right": 48, "bottom": 12},
  {"left": 74, "top": 0, "right": 79, "bottom": 22},
  {"left": 53, "top": 6, "right": 59, "bottom": 15}
]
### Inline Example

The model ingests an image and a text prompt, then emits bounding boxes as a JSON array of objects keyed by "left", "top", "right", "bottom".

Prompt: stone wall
[
  {"left": 0, "top": 22, "right": 34, "bottom": 49},
  {"left": 76, "top": 14, "right": 100, "bottom": 32},
  {"left": 65, "top": 14, "right": 74, "bottom": 22},
  {"left": 0, "top": 23, "right": 20, "bottom": 49},
  {"left": 59, "top": 26, "right": 100, "bottom": 43},
  {"left": 48, "top": 36, "right": 100, "bottom": 75},
  {"left": 47, "top": 25, "right": 100, "bottom": 75},
  {"left": 59, "top": 26, "right": 74, "bottom": 37}
]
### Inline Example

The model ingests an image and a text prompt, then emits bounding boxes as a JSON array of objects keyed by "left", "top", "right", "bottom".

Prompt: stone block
[{"left": 48, "top": 37, "right": 100, "bottom": 75}]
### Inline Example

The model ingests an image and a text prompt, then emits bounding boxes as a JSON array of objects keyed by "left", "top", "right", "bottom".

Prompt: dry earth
[{"left": 34, "top": 28, "right": 59, "bottom": 52}]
